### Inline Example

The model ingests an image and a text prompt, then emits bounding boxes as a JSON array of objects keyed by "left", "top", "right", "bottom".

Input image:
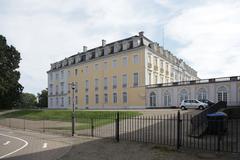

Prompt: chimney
[
  {"left": 102, "top": 39, "right": 106, "bottom": 47},
  {"left": 139, "top": 31, "right": 144, "bottom": 37},
  {"left": 83, "top": 46, "right": 87, "bottom": 52}
]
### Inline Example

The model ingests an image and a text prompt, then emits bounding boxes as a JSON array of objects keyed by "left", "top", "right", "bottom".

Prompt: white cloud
[{"left": 166, "top": 0, "right": 240, "bottom": 78}]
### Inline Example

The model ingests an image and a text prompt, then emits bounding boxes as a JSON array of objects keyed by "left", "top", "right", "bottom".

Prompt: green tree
[
  {"left": 0, "top": 35, "right": 23, "bottom": 109},
  {"left": 20, "top": 93, "right": 37, "bottom": 108},
  {"left": 37, "top": 89, "right": 48, "bottom": 108}
]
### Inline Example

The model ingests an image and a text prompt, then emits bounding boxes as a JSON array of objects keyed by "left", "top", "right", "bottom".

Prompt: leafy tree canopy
[
  {"left": 37, "top": 89, "right": 48, "bottom": 108},
  {"left": 0, "top": 35, "right": 23, "bottom": 109}
]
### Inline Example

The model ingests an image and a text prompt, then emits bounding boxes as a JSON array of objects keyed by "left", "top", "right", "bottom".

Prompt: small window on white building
[{"left": 150, "top": 92, "right": 156, "bottom": 107}]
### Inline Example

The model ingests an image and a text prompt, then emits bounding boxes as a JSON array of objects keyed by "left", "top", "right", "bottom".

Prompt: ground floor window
[
  {"left": 164, "top": 94, "right": 171, "bottom": 106},
  {"left": 113, "top": 93, "right": 117, "bottom": 103},
  {"left": 180, "top": 89, "right": 189, "bottom": 102},
  {"left": 217, "top": 86, "right": 227, "bottom": 102},
  {"left": 197, "top": 88, "right": 207, "bottom": 100},
  {"left": 150, "top": 92, "right": 156, "bottom": 107},
  {"left": 85, "top": 95, "right": 89, "bottom": 105},
  {"left": 123, "top": 92, "right": 128, "bottom": 103}
]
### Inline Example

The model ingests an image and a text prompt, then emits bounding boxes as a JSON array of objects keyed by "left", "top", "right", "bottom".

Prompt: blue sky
[{"left": 0, "top": 0, "right": 240, "bottom": 94}]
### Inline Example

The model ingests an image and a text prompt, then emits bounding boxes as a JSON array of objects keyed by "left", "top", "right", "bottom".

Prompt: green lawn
[{"left": 0, "top": 109, "right": 141, "bottom": 130}]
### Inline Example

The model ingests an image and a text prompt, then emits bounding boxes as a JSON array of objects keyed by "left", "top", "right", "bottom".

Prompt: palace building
[{"left": 47, "top": 32, "right": 198, "bottom": 109}]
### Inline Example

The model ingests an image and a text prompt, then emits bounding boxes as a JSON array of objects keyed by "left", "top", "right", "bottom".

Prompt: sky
[{"left": 0, "top": 0, "right": 240, "bottom": 94}]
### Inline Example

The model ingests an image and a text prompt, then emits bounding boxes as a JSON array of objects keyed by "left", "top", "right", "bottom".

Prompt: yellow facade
[{"left": 67, "top": 47, "right": 146, "bottom": 109}]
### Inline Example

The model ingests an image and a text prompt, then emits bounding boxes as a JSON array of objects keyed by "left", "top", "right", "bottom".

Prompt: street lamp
[{"left": 69, "top": 82, "right": 76, "bottom": 136}]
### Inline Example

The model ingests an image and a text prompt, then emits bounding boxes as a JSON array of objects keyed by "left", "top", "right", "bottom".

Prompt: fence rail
[{"left": 0, "top": 109, "right": 239, "bottom": 153}]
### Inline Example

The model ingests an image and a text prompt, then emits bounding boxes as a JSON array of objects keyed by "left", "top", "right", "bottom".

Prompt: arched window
[
  {"left": 197, "top": 88, "right": 207, "bottom": 100},
  {"left": 217, "top": 86, "right": 227, "bottom": 102},
  {"left": 180, "top": 89, "right": 189, "bottom": 102},
  {"left": 164, "top": 91, "right": 171, "bottom": 107},
  {"left": 150, "top": 92, "right": 156, "bottom": 107}
]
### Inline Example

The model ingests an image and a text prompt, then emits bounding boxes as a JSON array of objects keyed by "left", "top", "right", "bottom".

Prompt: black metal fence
[{"left": 0, "top": 109, "right": 239, "bottom": 153}]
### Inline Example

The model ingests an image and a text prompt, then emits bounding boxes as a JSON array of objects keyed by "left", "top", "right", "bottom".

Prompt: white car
[{"left": 180, "top": 99, "right": 208, "bottom": 110}]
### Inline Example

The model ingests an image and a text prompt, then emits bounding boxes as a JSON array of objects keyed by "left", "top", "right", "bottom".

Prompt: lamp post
[{"left": 70, "top": 82, "right": 76, "bottom": 136}]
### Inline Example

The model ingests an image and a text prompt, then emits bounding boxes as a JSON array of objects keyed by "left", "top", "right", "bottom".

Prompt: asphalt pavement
[{"left": 0, "top": 127, "right": 73, "bottom": 160}]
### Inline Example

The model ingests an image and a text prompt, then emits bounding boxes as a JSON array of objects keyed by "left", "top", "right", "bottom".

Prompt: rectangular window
[
  {"left": 61, "top": 70, "right": 64, "bottom": 79},
  {"left": 60, "top": 82, "right": 64, "bottom": 94},
  {"left": 85, "top": 95, "right": 89, "bottom": 105},
  {"left": 75, "top": 96, "right": 78, "bottom": 105},
  {"left": 112, "top": 76, "right": 117, "bottom": 89},
  {"left": 113, "top": 93, "right": 117, "bottom": 103},
  {"left": 75, "top": 82, "right": 78, "bottom": 93},
  {"left": 56, "top": 73, "right": 59, "bottom": 80},
  {"left": 104, "top": 94, "right": 108, "bottom": 103},
  {"left": 61, "top": 97, "right": 64, "bottom": 107},
  {"left": 104, "top": 62, "right": 108, "bottom": 70},
  {"left": 85, "top": 66, "right": 88, "bottom": 73},
  {"left": 56, "top": 85, "right": 59, "bottom": 95},
  {"left": 155, "top": 75, "right": 158, "bottom": 84},
  {"left": 154, "top": 57, "right": 158, "bottom": 66},
  {"left": 85, "top": 80, "right": 89, "bottom": 91},
  {"left": 95, "top": 94, "right": 99, "bottom": 104},
  {"left": 68, "top": 97, "right": 71, "bottom": 105},
  {"left": 50, "top": 73, "right": 53, "bottom": 81},
  {"left": 122, "top": 57, "right": 128, "bottom": 66},
  {"left": 49, "top": 84, "right": 53, "bottom": 95},
  {"left": 166, "top": 62, "right": 169, "bottom": 71},
  {"left": 95, "top": 63, "right": 99, "bottom": 70},
  {"left": 160, "top": 60, "right": 163, "bottom": 68},
  {"left": 95, "top": 79, "right": 99, "bottom": 91},
  {"left": 133, "top": 73, "right": 139, "bottom": 87},
  {"left": 123, "top": 92, "right": 127, "bottom": 103},
  {"left": 148, "top": 73, "right": 151, "bottom": 85},
  {"left": 50, "top": 98, "right": 53, "bottom": 106},
  {"left": 122, "top": 74, "right": 127, "bottom": 88},
  {"left": 148, "top": 54, "right": 151, "bottom": 63},
  {"left": 104, "top": 77, "right": 108, "bottom": 90},
  {"left": 133, "top": 55, "right": 139, "bottom": 64},
  {"left": 56, "top": 97, "right": 58, "bottom": 106},
  {"left": 112, "top": 59, "right": 117, "bottom": 68},
  {"left": 75, "top": 69, "right": 78, "bottom": 76}
]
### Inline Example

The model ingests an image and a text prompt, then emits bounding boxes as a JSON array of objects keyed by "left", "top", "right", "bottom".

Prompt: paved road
[{"left": 0, "top": 127, "right": 73, "bottom": 160}]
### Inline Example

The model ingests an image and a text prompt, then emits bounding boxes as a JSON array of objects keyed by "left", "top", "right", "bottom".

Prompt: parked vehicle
[
  {"left": 180, "top": 99, "right": 208, "bottom": 110},
  {"left": 198, "top": 99, "right": 215, "bottom": 107}
]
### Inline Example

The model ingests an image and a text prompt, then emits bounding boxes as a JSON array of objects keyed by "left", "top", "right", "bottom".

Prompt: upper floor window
[
  {"left": 112, "top": 76, "right": 117, "bottom": 89},
  {"left": 61, "top": 70, "right": 64, "bottom": 79},
  {"left": 104, "top": 94, "right": 108, "bottom": 103},
  {"left": 112, "top": 59, "right": 117, "bottom": 68},
  {"left": 104, "top": 77, "right": 108, "bottom": 90},
  {"left": 154, "top": 57, "right": 158, "bottom": 66},
  {"left": 104, "top": 62, "right": 108, "bottom": 70},
  {"left": 56, "top": 73, "right": 59, "bottom": 80},
  {"left": 122, "top": 57, "right": 128, "bottom": 66},
  {"left": 148, "top": 73, "right": 151, "bottom": 85},
  {"left": 133, "top": 55, "right": 139, "bottom": 64},
  {"left": 133, "top": 73, "right": 139, "bottom": 87},
  {"left": 148, "top": 54, "right": 151, "bottom": 64},
  {"left": 50, "top": 73, "right": 53, "bottom": 81},
  {"left": 85, "top": 66, "right": 88, "bottom": 73},
  {"left": 160, "top": 60, "right": 163, "bottom": 68},
  {"left": 95, "top": 79, "right": 99, "bottom": 90},
  {"left": 75, "top": 69, "right": 78, "bottom": 76},
  {"left": 166, "top": 62, "right": 169, "bottom": 71},
  {"left": 85, "top": 95, "right": 89, "bottom": 105},
  {"left": 85, "top": 80, "right": 89, "bottom": 91},
  {"left": 95, "top": 63, "right": 99, "bottom": 70},
  {"left": 122, "top": 74, "right": 127, "bottom": 88},
  {"left": 56, "top": 85, "right": 59, "bottom": 95},
  {"left": 60, "top": 82, "right": 64, "bottom": 94}
]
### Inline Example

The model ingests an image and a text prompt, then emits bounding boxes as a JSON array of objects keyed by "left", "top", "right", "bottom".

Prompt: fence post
[
  {"left": 115, "top": 112, "right": 120, "bottom": 142},
  {"left": 91, "top": 118, "right": 94, "bottom": 137},
  {"left": 177, "top": 110, "right": 181, "bottom": 149}
]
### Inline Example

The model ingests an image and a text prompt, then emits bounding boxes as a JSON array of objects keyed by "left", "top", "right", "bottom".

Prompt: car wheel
[
  {"left": 199, "top": 105, "right": 204, "bottom": 110},
  {"left": 181, "top": 106, "right": 186, "bottom": 110}
]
